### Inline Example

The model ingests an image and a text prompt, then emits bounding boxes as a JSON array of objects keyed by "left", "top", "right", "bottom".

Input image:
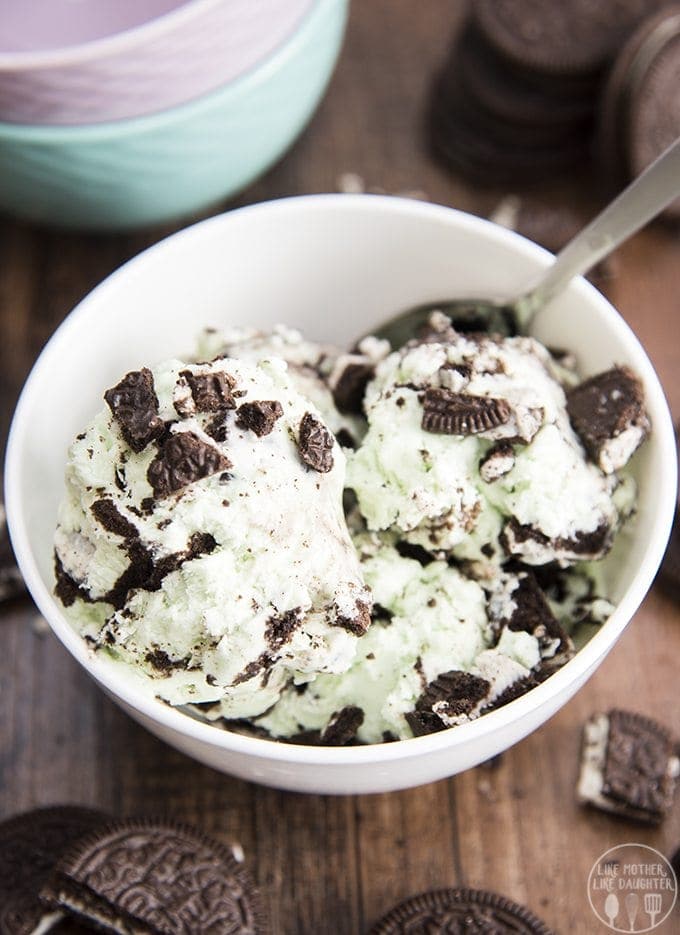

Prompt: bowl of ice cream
[{"left": 5, "top": 195, "right": 676, "bottom": 793}]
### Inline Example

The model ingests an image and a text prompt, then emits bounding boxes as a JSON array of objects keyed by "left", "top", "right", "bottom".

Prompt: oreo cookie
[
  {"left": 473, "top": 0, "right": 666, "bottom": 78},
  {"left": 421, "top": 388, "right": 512, "bottom": 435},
  {"left": 147, "top": 431, "right": 232, "bottom": 498},
  {"left": 600, "top": 6, "right": 680, "bottom": 219},
  {"left": 41, "top": 818, "right": 267, "bottom": 934},
  {"left": 0, "top": 805, "right": 107, "bottom": 935},
  {"left": 368, "top": 887, "right": 553, "bottom": 934},
  {"left": 104, "top": 368, "right": 164, "bottom": 453},
  {"left": 578, "top": 710, "right": 680, "bottom": 824},
  {"left": 566, "top": 366, "right": 649, "bottom": 474},
  {"left": 236, "top": 400, "right": 283, "bottom": 437},
  {"left": 406, "top": 671, "right": 491, "bottom": 736},
  {"left": 298, "top": 412, "right": 334, "bottom": 473}
]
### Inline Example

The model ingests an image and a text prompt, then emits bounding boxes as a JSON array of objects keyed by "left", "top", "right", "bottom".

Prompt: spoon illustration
[
  {"left": 368, "top": 136, "right": 680, "bottom": 348},
  {"left": 625, "top": 892, "right": 639, "bottom": 931},
  {"left": 605, "top": 892, "right": 620, "bottom": 928}
]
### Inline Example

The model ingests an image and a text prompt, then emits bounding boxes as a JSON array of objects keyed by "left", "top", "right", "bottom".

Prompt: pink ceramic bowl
[{"left": 0, "top": 0, "right": 313, "bottom": 125}]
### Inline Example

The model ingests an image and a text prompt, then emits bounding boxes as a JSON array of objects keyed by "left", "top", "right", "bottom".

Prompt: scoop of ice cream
[
  {"left": 54, "top": 355, "right": 372, "bottom": 718},
  {"left": 347, "top": 314, "right": 638, "bottom": 566},
  {"left": 196, "top": 324, "right": 389, "bottom": 449},
  {"left": 254, "top": 541, "right": 542, "bottom": 743}
]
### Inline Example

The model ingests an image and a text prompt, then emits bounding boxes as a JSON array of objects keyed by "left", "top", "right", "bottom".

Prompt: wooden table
[{"left": 1, "top": 3, "right": 678, "bottom": 932}]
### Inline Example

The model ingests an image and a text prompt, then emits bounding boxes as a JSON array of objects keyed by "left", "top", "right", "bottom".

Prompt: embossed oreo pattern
[
  {"left": 43, "top": 819, "right": 266, "bottom": 934},
  {"left": 369, "top": 887, "right": 554, "bottom": 934},
  {"left": 0, "top": 806, "right": 107, "bottom": 935}
]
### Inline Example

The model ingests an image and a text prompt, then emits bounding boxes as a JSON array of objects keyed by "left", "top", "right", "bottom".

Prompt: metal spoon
[{"left": 371, "top": 136, "right": 680, "bottom": 348}]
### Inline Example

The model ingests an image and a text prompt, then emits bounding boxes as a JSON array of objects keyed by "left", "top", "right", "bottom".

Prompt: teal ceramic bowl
[{"left": 0, "top": 0, "right": 347, "bottom": 231}]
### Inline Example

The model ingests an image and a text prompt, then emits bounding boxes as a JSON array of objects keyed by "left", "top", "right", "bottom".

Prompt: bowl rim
[
  {"left": 0, "top": 0, "right": 250, "bottom": 70},
  {"left": 0, "top": 0, "right": 330, "bottom": 140},
  {"left": 6, "top": 193, "right": 677, "bottom": 767}
]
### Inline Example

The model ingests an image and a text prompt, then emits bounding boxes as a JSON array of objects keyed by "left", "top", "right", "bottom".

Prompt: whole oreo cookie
[
  {"left": 368, "top": 888, "right": 553, "bottom": 934},
  {"left": 600, "top": 5, "right": 680, "bottom": 218},
  {"left": 473, "top": 0, "right": 667, "bottom": 77},
  {"left": 41, "top": 817, "right": 267, "bottom": 934},
  {"left": 0, "top": 805, "right": 108, "bottom": 935}
]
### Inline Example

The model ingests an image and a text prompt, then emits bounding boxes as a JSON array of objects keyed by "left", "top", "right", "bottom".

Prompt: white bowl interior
[{"left": 6, "top": 195, "right": 676, "bottom": 793}]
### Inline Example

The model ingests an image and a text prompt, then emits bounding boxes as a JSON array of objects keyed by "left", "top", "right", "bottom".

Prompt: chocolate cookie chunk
[
  {"left": 406, "top": 671, "right": 491, "bottom": 736},
  {"left": 236, "top": 400, "right": 283, "bottom": 437},
  {"left": 180, "top": 370, "right": 238, "bottom": 412},
  {"left": 320, "top": 705, "right": 364, "bottom": 745},
  {"left": 368, "top": 887, "right": 553, "bottom": 934},
  {"left": 422, "top": 388, "right": 512, "bottom": 435},
  {"left": 41, "top": 818, "right": 267, "bottom": 934},
  {"left": 578, "top": 710, "right": 680, "bottom": 824},
  {"left": 298, "top": 412, "right": 334, "bottom": 473},
  {"left": 495, "top": 570, "right": 574, "bottom": 664},
  {"left": 0, "top": 806, "right": 107, "bottom": 935},
  {"left": 567, "top": 366, "right": 649, "bottom": 473},
  {"left": 331, "top": 360, "right": 374, "bottom": 415},
  {"left": 104, "top": 368, "right": 164, "bottom": 453},
  {"left": 147, "top": 432, "right": 232, "bottom": 498}
]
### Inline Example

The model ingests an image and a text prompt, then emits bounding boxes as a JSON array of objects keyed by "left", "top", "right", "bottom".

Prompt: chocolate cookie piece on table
[
  {"left": 0, "top": 806, "right": 107, "bottom": 935},
  {"left": 577, "top": 710, "right": 680, "bottom": 824},
  {"left": 368, "top": 888, "right": 553, "bottom": 934},
  {"left": 41, "top": 818, "right": 267, "bottom": 934}
]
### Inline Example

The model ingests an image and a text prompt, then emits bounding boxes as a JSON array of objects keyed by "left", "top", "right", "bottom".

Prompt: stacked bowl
[{"left": 0, "top": 0, "right": 348, "bottom": 230}]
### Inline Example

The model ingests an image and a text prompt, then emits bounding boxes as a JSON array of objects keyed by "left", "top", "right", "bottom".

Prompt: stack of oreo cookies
[
  {"left": 600, "top": 4, "right": 680, "bottom": 218},
  {"left": 429, "top": 0, "right": 674, "bottom": 187}
]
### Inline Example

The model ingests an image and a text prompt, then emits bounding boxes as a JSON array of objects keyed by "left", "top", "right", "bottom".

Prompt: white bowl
[{"left": 5, "top": 195, "right": 676, "bottom": 794}]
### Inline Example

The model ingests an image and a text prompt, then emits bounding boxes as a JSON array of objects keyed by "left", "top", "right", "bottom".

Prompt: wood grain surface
[{"left": 1, "top": 3, "right": 679, "bottom": 933}]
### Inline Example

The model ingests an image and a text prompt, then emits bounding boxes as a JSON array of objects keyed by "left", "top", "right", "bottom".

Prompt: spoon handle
[{"left": 516, "top": 135, "right": 680, "bottom": 327}]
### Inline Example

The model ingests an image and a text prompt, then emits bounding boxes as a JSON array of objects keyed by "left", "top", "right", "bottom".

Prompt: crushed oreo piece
[
  {"left": 483, "top": 674, "right": 541, "bottom": 712},
  {"left": 331, "top": 361, "right": 374, "bottom": 414},
  {"left": 567, "top": 366, "right": 649, "bottom": 473},
  {"left": 335, "top": 428, "right": 357, "bottom": 450},
  {"left": 180, "top": 369, "right": 238, "bottom": 413},
  {"left": 147, "top": 432, "right": 232, "bottom": 498},
  {"left": 479, "top": 441, "right": 515, "bottom": 483},
  {"left": 90, "top": 499, "right": 138, "bottom": 540},
  {"left": 406, "top": 670, "right": 491, "bottom": 736},
  {"left": 236, "top": 400, "right": 283, "bottom": 437},
  {"left": 40, "top": 818, "right": 267, "bottom": 934},
  {"left": 501, "top": 516, "right": 611, "bottom": 562},
  {"left": 498, "top": 570, "right": 573, "bottom": 663},
  {"left": 298, "top": 412, "right": 334, "bottom": 473},
  {"left": 103, "top": 368, "right": 164, "bottom": 453},
  {"left": 144, "top": 648, "right": 183, "bottom": 673},
  {"left": 204, "top": 413, "right": 228, "bottom": 442},
  {"left": 332, "top": 599, "right": 372, "bottom": 636},
  {"left": 0, "top": 806, "right": 108, "bottom": 935},
  {"left": 265, "top": 608, "right": 301, "bottom": 650},
  {"left": 578, "top": 710, "right": 680, "bottom": 824},
  {"left": 422, "top": 387, "right": 512, "bottom": 435},
  {"left": 320, "top": 705, "right": 364, "bottom": 745},
  {"left": 368, "top": 887, "right": 552, "bottom": 935}
]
